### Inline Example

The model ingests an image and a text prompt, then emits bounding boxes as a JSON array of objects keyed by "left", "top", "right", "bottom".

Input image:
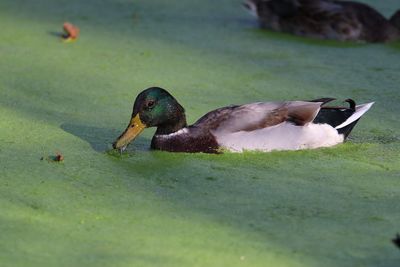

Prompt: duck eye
[{"left": 146, "top": 100, "right": 155, "bottom": 109}]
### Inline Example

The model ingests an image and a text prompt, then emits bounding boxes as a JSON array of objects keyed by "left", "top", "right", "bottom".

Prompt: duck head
[{"left": 112, "top": 87, "right": 187, "bottom": 151}]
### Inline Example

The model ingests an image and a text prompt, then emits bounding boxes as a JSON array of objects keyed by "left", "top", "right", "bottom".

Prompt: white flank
[
  {"left": 335, "top": 102, "right": 374, "bottom": 129},
  {"left": 156, "top": 128, "right": 189, "bottom": 139},
  {"left": 213, "top": 122, "right": 344, "bottom": 152}
]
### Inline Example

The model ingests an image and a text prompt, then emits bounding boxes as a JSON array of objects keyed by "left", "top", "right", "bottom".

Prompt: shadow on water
[
  {"left": 251, "top": 29, "right": 367, "bottom": 48},
  {"left": 60, "top": 123, "right": 151, "bottom": 152},
  {"left": 48, "top": 31, "right": 63, "bottom": 38}
]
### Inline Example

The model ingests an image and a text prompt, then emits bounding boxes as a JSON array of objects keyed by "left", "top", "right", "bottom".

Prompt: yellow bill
[{"left": 113, "top": 114, "right": 146, "bottom": 151}]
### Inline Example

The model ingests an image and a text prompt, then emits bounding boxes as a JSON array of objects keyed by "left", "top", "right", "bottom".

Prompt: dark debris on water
[
  {"left": 40, "top": 153, "right": 64, "bottom": 162},
  {"left": 392, "top": 234, "right": 400, "bottom": 250}
]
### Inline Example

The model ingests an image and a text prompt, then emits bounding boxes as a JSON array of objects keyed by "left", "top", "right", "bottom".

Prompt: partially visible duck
[
  {"left": 243, "top": 0, "right": 400, "bottom": 42},
  {"left": 112, "top": 87, "right": 374, "bottom": 153}
]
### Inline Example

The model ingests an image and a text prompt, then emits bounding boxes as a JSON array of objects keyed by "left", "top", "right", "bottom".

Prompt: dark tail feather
[
  {"left": 335, "top": 102, "right": 374, "bottom": 139},
  {"left": 390, "top": 10, "right": 400, "bottom": 31},
  {"left": 344, "top": 99, "right": 356, "bottom": 111},
  {"left": 337, "top": 119, "right": 359, "bottom": 139},
  {"left": 338, "top": 99, "right": 357, "bottom": 138}
]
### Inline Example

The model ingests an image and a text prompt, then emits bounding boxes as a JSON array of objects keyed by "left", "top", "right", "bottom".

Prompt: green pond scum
[{"left": 0, "top": 0, "right": 399, "bottom": 266}]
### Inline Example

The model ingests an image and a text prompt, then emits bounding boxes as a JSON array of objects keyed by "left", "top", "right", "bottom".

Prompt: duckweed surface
[{"left": 1, "top": 0, "right": 400, "bottom": 266}]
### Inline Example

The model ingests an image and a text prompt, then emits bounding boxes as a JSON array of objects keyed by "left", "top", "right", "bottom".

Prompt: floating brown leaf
[{"left": 62, "top": 22, "right": 79, "bottom": 42}]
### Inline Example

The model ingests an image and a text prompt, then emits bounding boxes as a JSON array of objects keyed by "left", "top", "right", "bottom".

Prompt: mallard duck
[
  {"left": 112, "top": 87, "right": 373, "bottom": 153},
  {"left": 243, "top": 0, "right": 400, "bottom": 42}
]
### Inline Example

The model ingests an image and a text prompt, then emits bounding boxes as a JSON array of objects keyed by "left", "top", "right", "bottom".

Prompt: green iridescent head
[{"left": 113, "top": 87, "right": 187, "bottom": 151}]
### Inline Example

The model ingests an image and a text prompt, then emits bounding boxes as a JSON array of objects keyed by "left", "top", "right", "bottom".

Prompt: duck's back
[
  {"left": 251, "top": 0, "right": 400, "bottom": 42},
  {"left": 202, "top": 101, "right": 344, "bottom": 152},
  {"left": 338, "top": 1, "right": 399, "bottom": 42}
]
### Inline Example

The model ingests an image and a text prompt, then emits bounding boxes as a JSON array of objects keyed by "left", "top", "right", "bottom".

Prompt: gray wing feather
[{"left": 193, "top": 101, "right": 322, "bottom": 133}]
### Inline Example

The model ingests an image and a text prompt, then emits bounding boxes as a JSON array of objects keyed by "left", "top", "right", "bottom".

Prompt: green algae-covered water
[{"left": 1, "top": 0, "right": 399, "bottom": 266}]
